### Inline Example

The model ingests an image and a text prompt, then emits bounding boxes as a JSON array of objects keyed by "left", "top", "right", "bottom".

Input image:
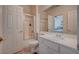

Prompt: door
[
  {"left": 3, "top": 6, "right": 24, "bottom": 54},
  {"left": 24, "top": 15, "right": 34, "bottom": 40},
  {"left": 15, "top": 6, "right": 24, "bottom": 51}
]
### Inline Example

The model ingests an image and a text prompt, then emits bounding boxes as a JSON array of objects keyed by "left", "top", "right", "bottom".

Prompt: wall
[
  {"left": 42, "top": 5, "right": 77, "bottom": 34},
  {"left": 0, "top": 6, "right": 3, "bottom": 53},
  {"left": 77, "top": 6, "right": 79, "bottom": 47},
  {"left": 0, "top": 6, "right": 3, "bottom": 37},
  {"left": 20, "top": 5, "right": 36, "bottom": 15},
  {"left": 40, "top": 12, "right": 48, "bottom": 31},
  {"left": 38, "top": 5, "right": 52, "bottom": 13}
]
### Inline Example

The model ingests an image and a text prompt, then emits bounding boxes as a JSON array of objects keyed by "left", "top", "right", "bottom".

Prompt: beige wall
[
  {"left": 0, "top": 6, "right": 3, "bottom": 53},
  {"left": 40, "top": 12, "right": 48, "bottom": 31},
  {"left": 20, "top": 5, "right": 36, "bottom": 15},
  {"left": 38, "top": 5, "right": 52, "bottom": 13},
  {"left": 40, "top": 5, "right": 77, "bottom": 34},
  {"left": 0, "top": 6, "right": 3, "bottom": 37}
]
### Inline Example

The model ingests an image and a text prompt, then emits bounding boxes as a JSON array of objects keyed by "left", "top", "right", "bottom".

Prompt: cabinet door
[
  {"left": 38, "top": 37, "right": 59, "bottom": 54},
  {"left": 44, "top": 39, "right": 59, "bottom": 54},
  {"left": 46, "top": 45, "right": 58, "bottom": 54},
  {"left": 38, "top": 37, "right": 48, "bottom": 54},
  {"left": 60, "top": 45, "right": 77, "bottom": 54},
  {"left": 39, "top": 43, "right": 58, "bottom": 54},
  {"left": 39, "top": 43, "right": 48, "bottom": 54},
  {"left": 44, "top": 39, "right": 59, "bottom": 51}
]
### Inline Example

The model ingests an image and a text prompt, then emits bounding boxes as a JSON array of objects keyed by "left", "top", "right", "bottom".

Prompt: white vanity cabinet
[
  {"left": 38, "top": 37, "right": 59, "bottom": 54},
  {"left": 38, "top": 37, "right": 79, "bottom": 54},
  {"left": 45, "top": 43, "right": 59, "bottom": 54},
  {"left": 60, "top": 45, "right": 78, "bottom": 54},
  {"left": 38, "top": 37, "right": 48, "bottom": 54}
]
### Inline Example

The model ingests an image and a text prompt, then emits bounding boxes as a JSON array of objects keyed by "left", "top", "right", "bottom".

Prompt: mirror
[{"left": 40, "top": 6, "right": 77, "bottom": 34}]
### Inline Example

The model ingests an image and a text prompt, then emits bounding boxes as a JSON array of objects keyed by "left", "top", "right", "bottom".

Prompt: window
[{"left": 54, "top": 16, "right": 63, "bottom": 32}]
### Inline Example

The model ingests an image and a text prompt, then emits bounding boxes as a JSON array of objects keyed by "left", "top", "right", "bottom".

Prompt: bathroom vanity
[
  {"left": 38, "top": 32, "right": 79, "bottom": 54},
  {"left": 38, "top": 5, "right": 78, "bottom": 54}
]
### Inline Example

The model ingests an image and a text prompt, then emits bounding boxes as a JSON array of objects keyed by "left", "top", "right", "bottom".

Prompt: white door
[
  {"left": 15, "top": 6, "right": 24, "bottom": 51},
  {"left": 3, "top": 6, "right": 24, "bottom": 54}
]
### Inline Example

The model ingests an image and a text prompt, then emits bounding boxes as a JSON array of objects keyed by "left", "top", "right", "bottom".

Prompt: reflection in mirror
[{"left": 54, "top": 16, "right": 63, "bottom": 32}]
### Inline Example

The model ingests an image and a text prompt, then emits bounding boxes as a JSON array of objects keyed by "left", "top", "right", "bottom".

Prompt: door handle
[{"left": 0, "top": 37, "right": 4, "bottom": 42}]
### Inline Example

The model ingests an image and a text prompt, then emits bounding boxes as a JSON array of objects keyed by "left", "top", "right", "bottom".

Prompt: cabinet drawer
[{"left": 43, "top": 39, "right": 59, "bottom": 51}]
